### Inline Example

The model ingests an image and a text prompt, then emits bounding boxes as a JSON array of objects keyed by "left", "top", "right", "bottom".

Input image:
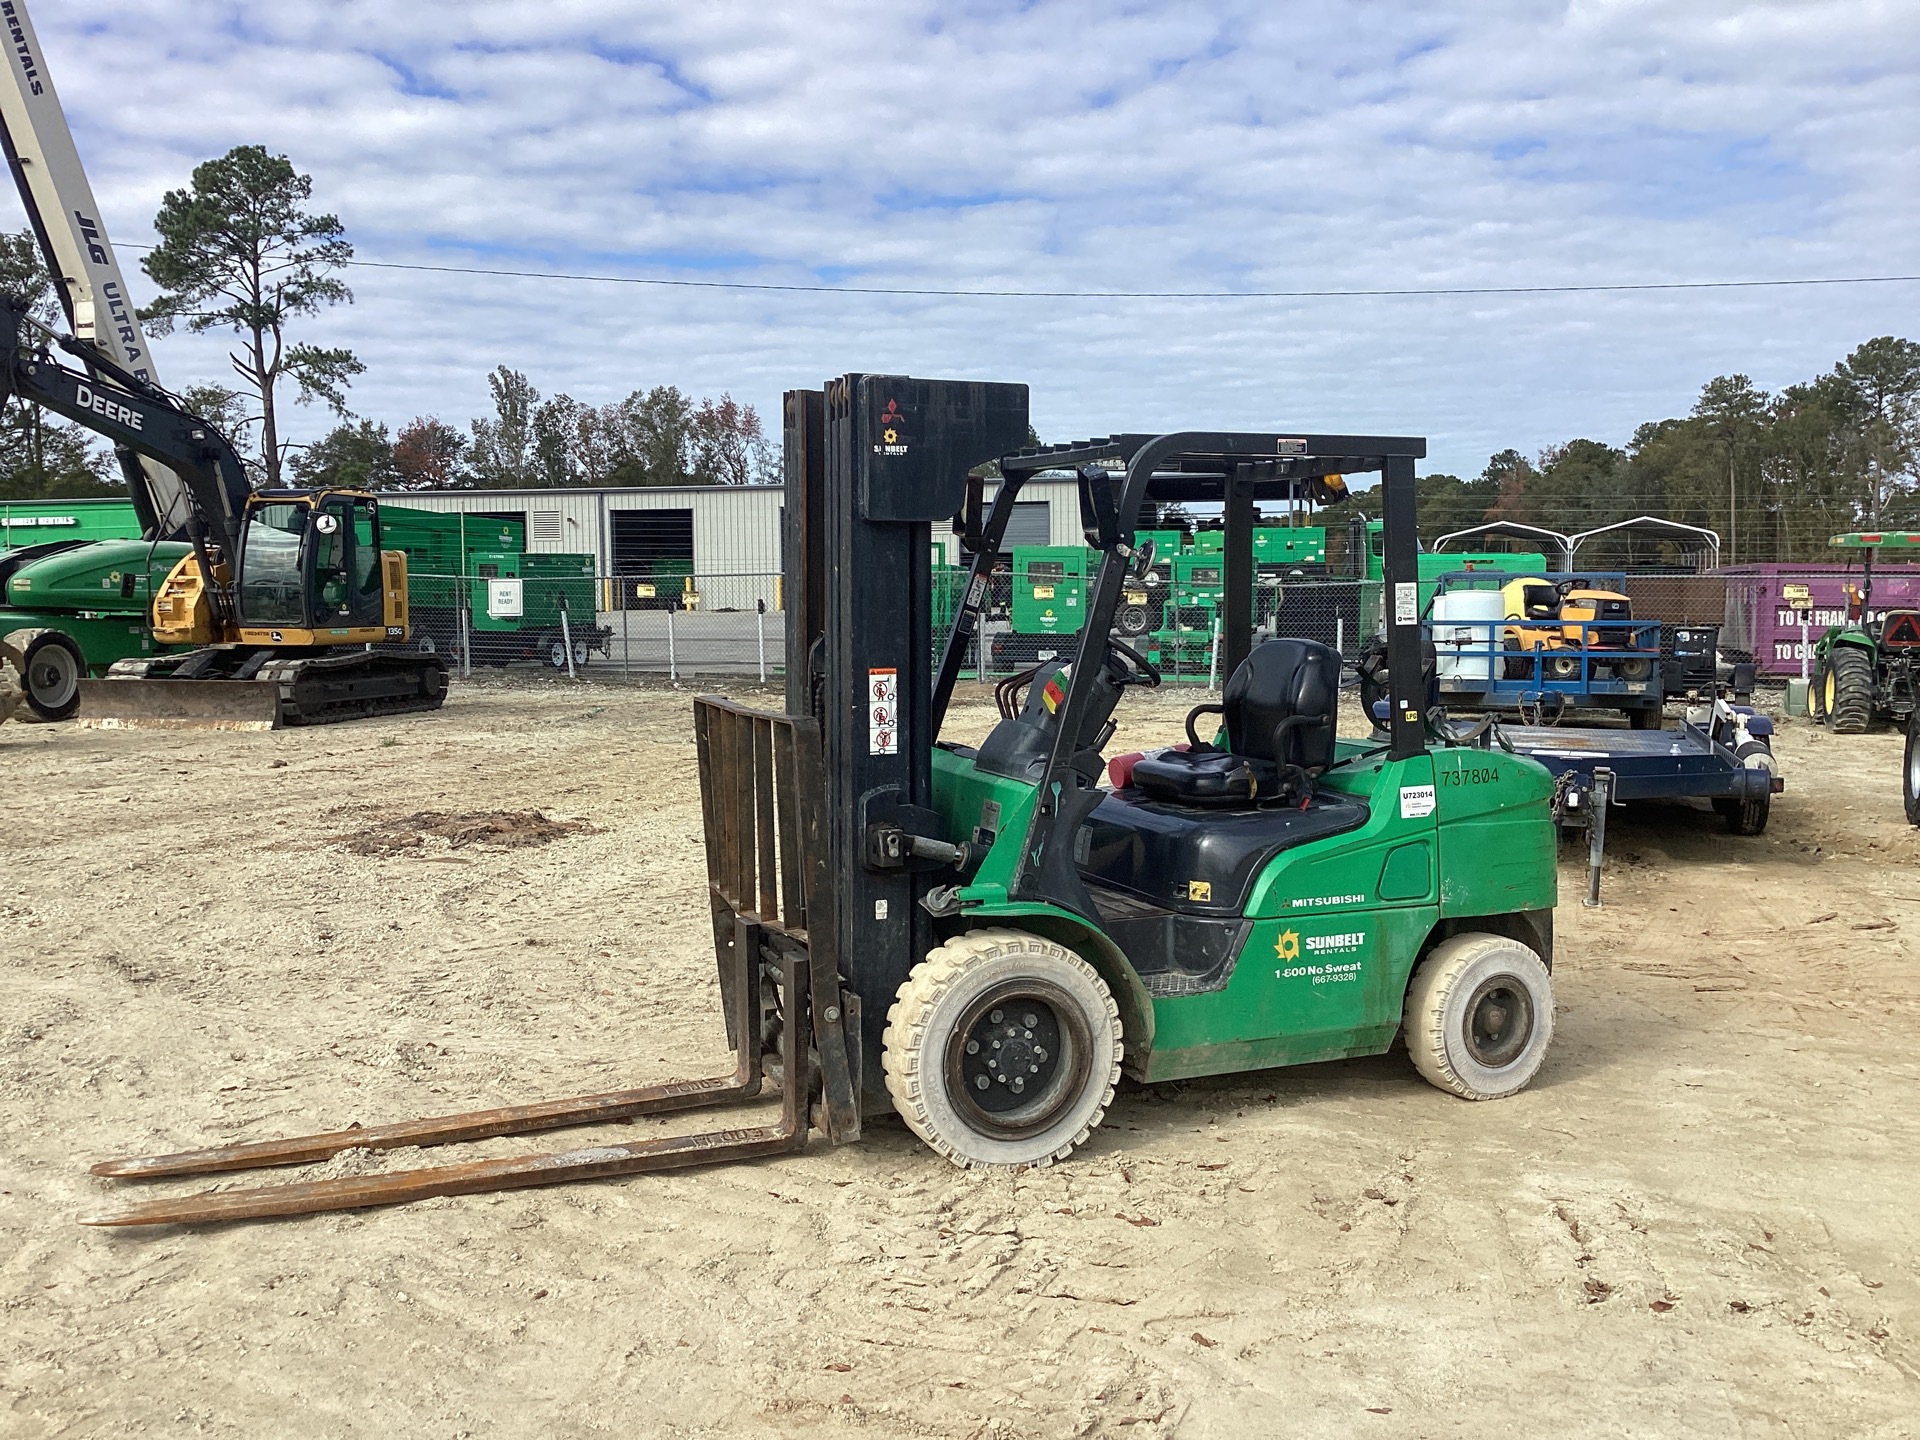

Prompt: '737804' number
[{"left": 1440, "top": 766, "right": 1498, "bottom": 786}]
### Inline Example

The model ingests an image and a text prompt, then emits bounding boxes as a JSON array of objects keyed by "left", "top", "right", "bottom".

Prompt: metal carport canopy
[
  {"left": 1568, "top": 516, "right": 1721, "bottom": 570},
  {"left": 1432, "top": 521, "right": 1573, "bottom": 569}
]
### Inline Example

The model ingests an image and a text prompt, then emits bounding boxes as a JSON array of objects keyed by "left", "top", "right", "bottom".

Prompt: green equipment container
[
  {"left": 1253, "top": 525, "right": 1327, "bottom": 569},
  {"left": 0, "top": 497, "right": 144, "bottom": 551},
  {"left": 470, "top": 551, "right": 596, "bottom": 634},
  {"left": 1010, "top": 545, "right": 1088, "bottom": 635}
]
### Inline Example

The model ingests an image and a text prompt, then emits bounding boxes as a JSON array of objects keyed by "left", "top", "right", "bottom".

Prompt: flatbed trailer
[{"left": 1498, "top": 704, "right": 1782, "bottom": 836}]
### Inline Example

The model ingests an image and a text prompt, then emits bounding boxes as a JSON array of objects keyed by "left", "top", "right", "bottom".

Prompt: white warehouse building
[{"left": 379, "top": 479, "right": 1088, "bottom": 612}]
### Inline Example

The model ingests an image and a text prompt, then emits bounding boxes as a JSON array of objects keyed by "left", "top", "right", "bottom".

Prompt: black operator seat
[
  {"left": 1081, "top": 638, "right": 1369, "bottom": 918},
  {"left": 1131, "top": 638, "right": 1342, "bottom": 806}
]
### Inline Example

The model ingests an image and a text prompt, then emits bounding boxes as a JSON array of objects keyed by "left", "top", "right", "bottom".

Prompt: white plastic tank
[{"left": 1431, "top": 589, "right": 1506, "bottom": 681}]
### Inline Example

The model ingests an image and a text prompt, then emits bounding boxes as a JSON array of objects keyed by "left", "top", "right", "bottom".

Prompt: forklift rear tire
[
  {"left": 883, "top": 928, "right": 1122, "bottom": 1170},
  {"left": 1403, "top": 934, "right": 1554, "bottom": 1101},
  {"left": 13, "top": 629, "right": 84, "bottom": 721}
]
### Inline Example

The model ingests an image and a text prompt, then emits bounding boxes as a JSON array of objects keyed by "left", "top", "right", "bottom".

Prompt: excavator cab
[{"left": 236, "top": 491, "right": 390, "bottom": 635}]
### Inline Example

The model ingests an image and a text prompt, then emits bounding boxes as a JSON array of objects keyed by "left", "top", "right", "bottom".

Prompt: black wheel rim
[
  {"left": 1461, "top": 975, "right": 1534, "bottom": 1069},
  {"left": 944, "top": 979, "right": 1091, "bottom": 1140}
]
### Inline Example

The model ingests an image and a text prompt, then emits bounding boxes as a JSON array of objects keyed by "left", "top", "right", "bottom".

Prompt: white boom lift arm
[{"left": 0, "top": 0, "right": 220, "bottom": 541}]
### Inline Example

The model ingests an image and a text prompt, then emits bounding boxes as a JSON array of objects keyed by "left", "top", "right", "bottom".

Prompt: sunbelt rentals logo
[{"left": 1276, "top": 927, "right": 1368, "bottom": 986}]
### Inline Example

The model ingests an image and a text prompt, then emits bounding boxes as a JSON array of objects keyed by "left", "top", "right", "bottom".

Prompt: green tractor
[{"left": 1810, "top": 532, "right": 1920, "bottom": 734}]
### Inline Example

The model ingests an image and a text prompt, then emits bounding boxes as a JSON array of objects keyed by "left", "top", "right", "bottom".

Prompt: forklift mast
[{"left": 785, "top": 376, "right": 1032, "bottom": 1083}]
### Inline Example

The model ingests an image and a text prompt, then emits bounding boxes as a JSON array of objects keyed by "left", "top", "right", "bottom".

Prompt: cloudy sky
[{"left": 14, "top": 0, "right": 1919, "bottom": 478}]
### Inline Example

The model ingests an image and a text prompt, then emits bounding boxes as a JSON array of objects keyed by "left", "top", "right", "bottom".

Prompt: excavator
[{"left": 0, "top": 0, "right": 445, "bottom": 727}]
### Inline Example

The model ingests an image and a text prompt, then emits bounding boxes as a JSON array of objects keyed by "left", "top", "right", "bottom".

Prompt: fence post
[
  {"left": 1336, "top": 615, "right": 1344, "bottom": 658},
  {"left": 667, "top": 602, "right": 679, "bottom": 682},
  {"left": 1208, "top": 611, "right": 1221, "bottom": 690},
  {"left": 756, "top": 599, "right": 768, "bottom": 684},
  {"left": 621, "top": 582, "right": 631, "bottom": 684},
  {"left": 560, "top": 606, "right": 577, "bottom": 680},
  {"left": 458, "top": 600, "right": 470, "bottom": 679}
]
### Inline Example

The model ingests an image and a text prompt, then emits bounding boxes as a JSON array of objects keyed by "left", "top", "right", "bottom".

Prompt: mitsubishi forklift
[{"left": 86, "top": 377, "right": 1560, "bottom": 1226}]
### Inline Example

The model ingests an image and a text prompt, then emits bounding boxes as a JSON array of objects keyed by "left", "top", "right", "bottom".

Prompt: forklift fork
[{"left": 83, "top": 699, "right": 859, "bottom": 1228}]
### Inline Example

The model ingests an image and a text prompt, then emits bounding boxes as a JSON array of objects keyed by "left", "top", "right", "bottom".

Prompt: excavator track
[{"left": 78, "top": 648, "right": 448, "bottom": 730}]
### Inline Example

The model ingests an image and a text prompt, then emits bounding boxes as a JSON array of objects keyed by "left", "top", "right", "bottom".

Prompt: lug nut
[{"left": 974, "top": 1075, "right": 989, "bottom": 1091}]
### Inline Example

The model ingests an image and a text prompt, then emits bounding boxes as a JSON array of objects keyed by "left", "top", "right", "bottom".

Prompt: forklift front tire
[
  {"left": 883, "top": 928, "right": 1122, "bottom": 1170},
  {"left": 1404, "top": 934, "right": 1554, "bottom": 1101}
]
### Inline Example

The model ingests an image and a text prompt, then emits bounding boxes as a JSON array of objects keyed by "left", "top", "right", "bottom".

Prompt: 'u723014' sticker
[
  {"left": 869, "top": 668, "right": 898, "bottom": 755},
  {"left": 1399, "top": 784, "right": 1436, "bottom": 818}
]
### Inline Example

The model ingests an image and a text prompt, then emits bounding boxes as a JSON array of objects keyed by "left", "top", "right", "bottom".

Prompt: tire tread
[{"left": 882, "top": 928, "right": 1121, "bottom": 1171}]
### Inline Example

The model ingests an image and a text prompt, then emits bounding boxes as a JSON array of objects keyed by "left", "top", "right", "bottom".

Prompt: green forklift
[
  {"left": 1810, "top": 531, "right": 1920, "bottom": 734},
  {"left": 85, "top": 380, "right": 1562, "bottom": 1226}
]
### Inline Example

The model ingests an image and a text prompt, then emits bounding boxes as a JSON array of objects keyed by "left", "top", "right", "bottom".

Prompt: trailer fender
[{"left": 957, "top": 904, "right": 1156, "bottom": 1079}]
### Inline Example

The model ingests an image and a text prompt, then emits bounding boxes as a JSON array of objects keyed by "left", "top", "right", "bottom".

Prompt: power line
[
  {"left": 112, "top": 242, "right": 1920, "bottom": 300},
  {"left": 336, "top": 259, "right": 1920, "bottom": 300}
]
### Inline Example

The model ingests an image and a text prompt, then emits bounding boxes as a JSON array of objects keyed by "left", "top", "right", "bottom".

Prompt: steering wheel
[{"left": 1104, "top": 638, "right": 1162, "bottom": 688}]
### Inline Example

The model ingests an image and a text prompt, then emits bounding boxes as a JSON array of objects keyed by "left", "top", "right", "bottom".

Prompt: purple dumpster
[{"left": 1720, "top": 564, "right": 1920, "bottom": 675}]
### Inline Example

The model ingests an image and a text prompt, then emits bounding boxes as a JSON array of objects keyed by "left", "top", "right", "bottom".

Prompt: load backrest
[{"left": 1223, "top": 638, "right": 1342, "bottom": 772}]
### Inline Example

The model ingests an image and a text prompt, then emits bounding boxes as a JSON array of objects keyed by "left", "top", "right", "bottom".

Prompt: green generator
[
  {"left": 1010, "top": 546, "right": 1088, "bottom": 637},
  {"left": 467, "top": 550, "right": 611, "bottom": 669}
]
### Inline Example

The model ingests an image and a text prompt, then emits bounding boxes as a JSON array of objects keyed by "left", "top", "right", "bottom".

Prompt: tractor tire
[
  {"left": 1825, "top": 647, "right": 1875, "bottom": 734},
  {"left": 9, "top": 629, "right": 85, "bottom": 721},
  {"left": 883, "top": 927, "right": 1122, "bottom": 1170},
  {"left": 1617, "top": 656, "right": 1655, "bottom": 683},
  {"left": 1904, "top": 711, "right": 1920, "bottom": 827},
  {"left": 1403, "top": 933, "right": 1554, "bottom": 1100}
]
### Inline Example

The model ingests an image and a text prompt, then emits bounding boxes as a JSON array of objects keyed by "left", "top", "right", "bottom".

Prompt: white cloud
[{"left": 10, "top": 0, "right": 1917, "bottom": 476}]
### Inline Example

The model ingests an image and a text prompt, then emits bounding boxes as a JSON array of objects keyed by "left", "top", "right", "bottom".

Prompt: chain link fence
[
  {"left": 391, "top": 569, "right": 1380, "bottom": 686},
  {"left": 392, "top": 565, "right": 1919, "bottom": 687}
]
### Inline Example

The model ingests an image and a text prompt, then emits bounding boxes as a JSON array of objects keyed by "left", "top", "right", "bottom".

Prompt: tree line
[
  {"left": 286, "top": 367, "right": 775, "bottom": 493},
  {"left": 0, "top": 143, "right": 1913, "bottom": 555},
  {"left": 0, "top": 143, "right": 773, "bottom": 502},
  {"left": 1313, "top": 335, "right": 1920, "bottom": 567}
]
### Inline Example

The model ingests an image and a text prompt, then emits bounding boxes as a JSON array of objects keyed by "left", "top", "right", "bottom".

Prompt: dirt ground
[{"left": 3, "top": 673, "right": 1917, "bottom": 1438}]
